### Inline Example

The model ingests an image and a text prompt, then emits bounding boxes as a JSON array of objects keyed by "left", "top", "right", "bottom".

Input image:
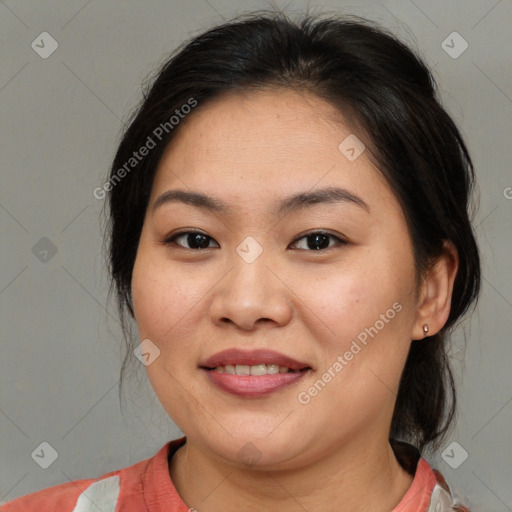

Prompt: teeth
[
  {"left": 236, "top": 364, "right": 250, "bottom": 375},
  {"left": 250, "top": 364, "right": 267, "bottom": 376},
  {"left": 213, "top": 364, "right": 296, "bottom": 375}
]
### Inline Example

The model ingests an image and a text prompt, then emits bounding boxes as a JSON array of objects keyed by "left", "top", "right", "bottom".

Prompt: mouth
[
  {"left": 200, "top": 366, "right": 312, "bottom": 397},
  {"left": 199, "top": 348, "right": 313, "bottom": 397},
  {"left": 201, "top": 364, "right": 310, "bottom": 375},
  {"left": 199, "top": 348, "right": 313, "bottom": 372}
]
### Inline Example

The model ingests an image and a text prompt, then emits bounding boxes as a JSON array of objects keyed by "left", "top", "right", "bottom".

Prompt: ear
[{"left": 412, "top": 240, "right": 459, "bottom": 340}]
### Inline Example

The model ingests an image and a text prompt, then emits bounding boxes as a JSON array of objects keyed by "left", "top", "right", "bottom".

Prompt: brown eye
[
  {"left": 164, "top": 231, "right": 219, "bottom": 250},
  {"left": 291, "top": 231, "right": 347, "bottom": 251}
]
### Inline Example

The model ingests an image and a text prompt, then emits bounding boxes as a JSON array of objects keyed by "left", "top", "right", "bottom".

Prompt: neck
[{"left": 169, "top": 432, "right": 414, "bottom": 512}]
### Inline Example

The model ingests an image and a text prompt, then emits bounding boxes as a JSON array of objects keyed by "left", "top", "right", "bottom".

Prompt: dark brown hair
[{"left": 105, "top": 10, "right": 480, "bottom": 453}]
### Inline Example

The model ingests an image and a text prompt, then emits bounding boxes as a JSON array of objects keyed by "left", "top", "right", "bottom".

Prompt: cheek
[
  {"left": 296, "top": 257, "right": 412, "bottom": 341},
  {"left": 293, "top": 250, "right": 416, "bottom": 397},
  {"left": 130, "top": 249, "right": 212, "bottom": 426},
  {"left": 131, "top": 246, "right": 206, "bottom": 347}
]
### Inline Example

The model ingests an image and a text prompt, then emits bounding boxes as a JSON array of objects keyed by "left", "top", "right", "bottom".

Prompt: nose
[{"left": 208, "top": 246, "right": 293, "bottom": 332}]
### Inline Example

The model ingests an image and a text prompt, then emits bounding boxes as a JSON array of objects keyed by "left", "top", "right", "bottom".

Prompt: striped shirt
[{"left": 2, "top": 437, "right": 470, "bottom": 511}]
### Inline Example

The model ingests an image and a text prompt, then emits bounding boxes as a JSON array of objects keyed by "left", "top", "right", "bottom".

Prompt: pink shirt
[{"left": 2, "top": 436, "right": 470, "bottom": 511}]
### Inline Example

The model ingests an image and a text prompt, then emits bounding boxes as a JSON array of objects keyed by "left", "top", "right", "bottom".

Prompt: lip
[
  {"left": 199, "top": 348, "right": 312, "bottom": 371},
  {"left": 201, "top": 368, "right": 311, "bottom": 397}
]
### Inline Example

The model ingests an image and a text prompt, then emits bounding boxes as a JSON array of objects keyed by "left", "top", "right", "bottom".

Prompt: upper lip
[{"left": 200, "top": 348, "right": 312, "bottom": 371}]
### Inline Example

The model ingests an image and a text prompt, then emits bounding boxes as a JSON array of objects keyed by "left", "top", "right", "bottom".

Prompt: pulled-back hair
[{"left": 106, "top": 10, "right": 480, "bottom": 453}]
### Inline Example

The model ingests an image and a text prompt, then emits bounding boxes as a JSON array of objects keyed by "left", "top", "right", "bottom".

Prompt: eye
[
  {"left": 163, "top": 230, "right": 346, "bottom": 251},
  {"left": 290, "top": 231, "right": 347, "bottom": 251},
  {"left": 163, "top": 231, "right": 219, "bottom": 250}
]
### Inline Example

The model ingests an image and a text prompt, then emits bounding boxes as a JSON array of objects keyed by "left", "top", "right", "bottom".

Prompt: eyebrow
[{"left": 152, "top": 186, "right": 370, "bottom": 215}]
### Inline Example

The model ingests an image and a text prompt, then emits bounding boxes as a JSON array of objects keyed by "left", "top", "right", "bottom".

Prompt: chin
[{"left": 194, "top": 425, "right": 310, "bottom": 470}]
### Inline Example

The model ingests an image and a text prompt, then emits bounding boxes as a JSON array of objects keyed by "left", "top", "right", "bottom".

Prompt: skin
[{"left": 131, "top": 88, "right": 459, "bottom": 512}]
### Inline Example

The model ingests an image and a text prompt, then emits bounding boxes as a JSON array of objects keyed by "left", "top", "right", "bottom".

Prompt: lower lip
[{"left": 201, "top": 368, "right": 310, "bottom": 397}]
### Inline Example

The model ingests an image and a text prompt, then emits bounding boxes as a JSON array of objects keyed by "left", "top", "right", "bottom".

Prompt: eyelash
[{"left": 162, "top": 230, "right": 347, "bottom": 252}]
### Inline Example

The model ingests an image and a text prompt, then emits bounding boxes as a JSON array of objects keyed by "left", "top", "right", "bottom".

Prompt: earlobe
[{"left": 412, "top": 240, "right": 459, "bottom": 340}]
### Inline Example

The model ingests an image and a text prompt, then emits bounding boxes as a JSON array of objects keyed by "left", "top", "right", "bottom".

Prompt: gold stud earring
[{"left": 423, "top": 324, "right": 429, "bottom": 336}]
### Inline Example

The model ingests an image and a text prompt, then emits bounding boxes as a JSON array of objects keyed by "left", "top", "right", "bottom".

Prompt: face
[{"left": 131, "top": 88, "right": 420, "bottom": 470}]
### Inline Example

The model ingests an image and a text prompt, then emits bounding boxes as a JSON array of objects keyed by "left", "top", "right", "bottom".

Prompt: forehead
[{"left": 150, "top": 88, "right": 393, "bottom": 212}]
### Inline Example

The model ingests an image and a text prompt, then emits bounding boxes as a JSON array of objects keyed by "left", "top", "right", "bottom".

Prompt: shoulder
[
  {"left": 390, "top": 439, "right": 471, "bottom": 512},
  {"left": 414, "top": 460, "right": 471, "bottom": 511},
  {"left": 1, "top": 473, "right": 121, "bottom": 512},
  {"left": 0, "top": 444, "right": 167, "bottom": 512},
  {"left": 430, "top": 469, "right": 471, "bottom": 512}
]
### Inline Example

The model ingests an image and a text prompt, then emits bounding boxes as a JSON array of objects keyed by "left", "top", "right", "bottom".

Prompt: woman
[{"left": 3, "top": 10, "right": 480, "bottom": 512}]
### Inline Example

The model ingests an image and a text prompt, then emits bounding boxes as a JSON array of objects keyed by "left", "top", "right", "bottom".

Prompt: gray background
[{"left": 1, "top": 0, "right": 511, "bottom": 509}]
